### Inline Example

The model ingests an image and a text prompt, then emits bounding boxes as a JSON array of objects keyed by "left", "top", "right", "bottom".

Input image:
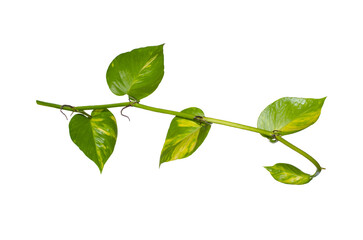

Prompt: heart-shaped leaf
[
  {"left": 106, "top": 44, "right": 164, "bottom": 101},
  {"left": 160, "top": 107, "right": 211, "bottom": 165},
  {"left": 257, "top": 97, "right": 326, "bottom": 138},
  {"left": 264, "top": 163, "right": 312, "bottom": 185},
  {"left": 69, "top": 109, "right": 117, "bottom": 172}
]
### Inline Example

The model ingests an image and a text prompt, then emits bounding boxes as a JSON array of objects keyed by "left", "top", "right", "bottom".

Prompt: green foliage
[
  {"left": 106, "top": 44, "right": 164, "bottom": 101},
  {"left": 37, "top": 44, "right": 327, "bottom": 185},
  {"left": 257, "top": 97, "right": 326, "bottom": 139},
  {"left": 160, "top": 107, "right": 211, "bottom": 165},
  {"left": 264, "top": 163, "right": 312, "bottom": 185},
  {"left": 69, "top": 109, "right": 117, "bottom": 172}
]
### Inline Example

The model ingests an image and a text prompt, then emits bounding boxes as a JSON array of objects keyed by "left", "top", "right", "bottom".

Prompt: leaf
[
  {"left": 106, "top": 44, "right": 164, "bottom": 101},
  {"left": 257, "top": 97, "right": 326, "bottom": 138},
  {"left": 264, "top": 163, "right": 312, "bottom": 185},
  {"left": 160, "top": 107, "right": 211, "bottom": 165},
  {"left": 69, "top": 109, "right": 117, "bottom": 173}
]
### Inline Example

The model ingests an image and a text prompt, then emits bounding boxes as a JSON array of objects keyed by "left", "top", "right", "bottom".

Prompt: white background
[{"left": 1, "top": 0, "right": 362, "bottom": 239}]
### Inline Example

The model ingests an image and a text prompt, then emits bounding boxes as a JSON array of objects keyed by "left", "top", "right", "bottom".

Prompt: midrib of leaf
[
  {"left": 167, "top": 124, "right": 203, "bottom": 148},
  {"left": 171, "top": 129, "right": 200, "bottom": 160},
  {"left": 129, "top": 53, "right": 159, "bottom": 89},
  {"left": 90, "top": 119, "right": 104, "bottom": 169}
]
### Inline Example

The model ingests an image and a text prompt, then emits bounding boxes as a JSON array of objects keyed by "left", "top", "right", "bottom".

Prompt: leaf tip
[
  {"left": 159, "top": 159, "right": 165, "bottom": 168},
  {"left": 264, "top": 166, "right": 273, "bottom": 172},
  {"left": 154, "top": 43, "right": 165, "bottom": 50}
]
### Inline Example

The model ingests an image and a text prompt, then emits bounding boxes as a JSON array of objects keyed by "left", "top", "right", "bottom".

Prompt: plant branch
[
  {"left": 275, "top": 135, "right": 323, "bottom": 178},
  {"left": 36, "top": 100, "right": 274, "bottom": 137},
  {"left": 203, "top": 117, "right": 272, "bottom": 136}
]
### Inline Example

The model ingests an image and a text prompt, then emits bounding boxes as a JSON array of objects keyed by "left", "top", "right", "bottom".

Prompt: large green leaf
[
  {"left": 69, "top": 109, "right": 117, "bottom": 172},
  {"left": 106, "top": 44, "right": 164, "bottom": 101},
  {"left": 160, "top": 107, "right": 211, "bottom": 165},
  {"left": 257, "top": 97, "right": 326, "bottom": 138},
  {"left": 264, "top": 163, "right": 312, "bottom": 185}
]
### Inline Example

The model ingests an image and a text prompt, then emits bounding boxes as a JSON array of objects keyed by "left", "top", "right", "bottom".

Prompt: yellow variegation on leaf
[
  {"left": 265, "top": 163, "right": 312, "bottom": 185},
  {"left": 160, "top": 107, "right": 211, "bottom": 165},
  {"left": 257, "top": 97, "right": 326, "bottom": 139},
  {"left": 69, "top": 109, "right": 117, "bottom": 172}
]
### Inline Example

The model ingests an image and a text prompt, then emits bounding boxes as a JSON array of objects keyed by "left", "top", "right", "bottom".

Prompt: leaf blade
[
  {"left": 264, "top": 163, "right": 312, "bottom": 185},
  {"left": 257, "top": 97, "right": 326, "bottom": 138},
  {"left": 69, "top": 109, "right": 117, "bottom": 172},
  {"left": 106, "top": 44, "right": 164, "bottom": 101},
  {"left": 160, "top": 107, "right": 211, "bottom": 165}
]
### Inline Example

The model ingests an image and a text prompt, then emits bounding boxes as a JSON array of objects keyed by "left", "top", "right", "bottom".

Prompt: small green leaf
[
  {"left": 69, "top": 109, "right": 117, "bottom": 172},
  {"left": 257, "top": 97, "right": 326, "bottom": 138},
  {"left": 106, "top": 44, "right": 164, "bottom": 101},
  {"left": 264, "top": 163, "right": 312, "bottom": 185},
  {"left": 160, "top": 107, "right": 211, "bottom": 165}
]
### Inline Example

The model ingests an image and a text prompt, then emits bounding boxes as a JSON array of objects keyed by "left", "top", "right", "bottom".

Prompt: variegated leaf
[
  {"left": 160, "top": 107, "right": 211, "bottom": 165},
  {"left": 106, "top": 44, "right": 164, "bottom": 101},
  {"left": 69, "top": 109, "right": 117, "bottom": 172},
  {"left": 264, "top": 163, "right": 312, "bottom": 185},
  {"left": 257, "top": 97, "right": 326, "bottom": 138}
]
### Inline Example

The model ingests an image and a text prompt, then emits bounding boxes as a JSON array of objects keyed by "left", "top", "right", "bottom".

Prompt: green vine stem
[
  {"left": 36, "top": 100, "right": 274, "bottom": 137},
  {"left": 275, "top": 135, "right": 323, "bottom": 178}
]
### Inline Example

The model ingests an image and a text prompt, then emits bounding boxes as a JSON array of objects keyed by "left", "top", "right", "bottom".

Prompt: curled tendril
[
  {"left": 60, "top": 105, "right": 92, "bottom": 120},
  {"left": 60, "top": 105, "right": 77, "bottom": 120},
  {"left": 120, "top": 98, "right": 140, "bottom": 121},
  {"left": 120, "top": 105, "right": 131, "bottom": 121}
]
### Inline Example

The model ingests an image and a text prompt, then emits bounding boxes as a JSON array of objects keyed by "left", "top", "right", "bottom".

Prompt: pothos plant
[{"left": 37, "top": 44, "right": 326, "bottom": 185}]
